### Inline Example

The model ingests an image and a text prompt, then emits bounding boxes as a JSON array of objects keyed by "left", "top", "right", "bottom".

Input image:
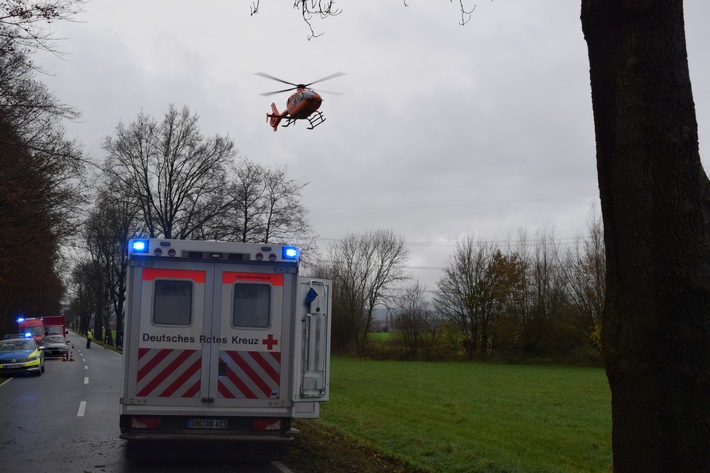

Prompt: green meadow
[{"left": 319, "top": 358, "right": 612, "bottom": 473}]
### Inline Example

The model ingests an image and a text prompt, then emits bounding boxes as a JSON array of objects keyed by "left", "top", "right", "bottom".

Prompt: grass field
[{"left": 315, "top": 358, "right": 612, "bottom": 473}]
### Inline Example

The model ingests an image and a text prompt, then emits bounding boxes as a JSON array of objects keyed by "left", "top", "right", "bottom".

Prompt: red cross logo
[{"left": 262, "top": 334, "right": 279, "bottom": 350}]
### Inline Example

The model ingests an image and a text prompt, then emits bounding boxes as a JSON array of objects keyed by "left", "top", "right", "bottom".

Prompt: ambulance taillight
[
  {"left": 252, "top": 418, "right": 282, "bottom": 431},
  {"left": 130, "top": 416, "right": 162, "bottom": 429}
]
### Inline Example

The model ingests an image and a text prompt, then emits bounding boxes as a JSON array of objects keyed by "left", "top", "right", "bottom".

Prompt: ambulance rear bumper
[
  {"left": 120, "top": 414, "right": 297, "bottom": 442},
  {"left": 120, "top": 432, "right": 295, "bottom": 442}
]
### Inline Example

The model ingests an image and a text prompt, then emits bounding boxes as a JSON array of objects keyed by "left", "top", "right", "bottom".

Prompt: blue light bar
[
  {"left": 282, "top": 246, "right": 299, "bottom": 260},
  {"left": 131, "top": 239, "right": 149, "bottom": 254},
  {"left": 16, "top": 317, "right": 25, "bottom": 323}
]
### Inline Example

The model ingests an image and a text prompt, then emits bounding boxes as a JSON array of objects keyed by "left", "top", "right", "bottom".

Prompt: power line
[
  {"left": 316, "top": 236, "right": 583, "bottom": 248},
  {"left": 308, "top": 193, "right": 598, "bottom": 211}
]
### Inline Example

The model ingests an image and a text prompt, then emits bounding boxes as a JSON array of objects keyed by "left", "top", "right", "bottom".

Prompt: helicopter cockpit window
[{"left": 291, "top": 93, "right": 305, "bottom": 105}]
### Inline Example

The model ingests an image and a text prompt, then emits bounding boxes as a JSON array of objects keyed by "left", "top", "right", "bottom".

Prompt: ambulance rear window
[
  {"left": 153, "top": 280, "right": 193, "bottom": 325},
  {"left": 233, "top": 284, "right": 270, "bottom": 328}
]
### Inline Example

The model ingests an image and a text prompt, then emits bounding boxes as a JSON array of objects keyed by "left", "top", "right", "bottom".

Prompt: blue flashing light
[
  {"left": 24, "top": 332, "right": 32, "bottom": 339},
  {"left": 16, "top": 317, "right": 25, "bottom": 323},
  {"left": 131, "top": 239, "right": 149, "bottom": 254},
  {"left": 282, "top": 246, "right": 299, "bottom": 261}
]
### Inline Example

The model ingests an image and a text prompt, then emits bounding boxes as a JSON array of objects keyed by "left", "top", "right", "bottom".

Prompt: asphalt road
[{"left": 0, "top": 332, "right": 292, "bottom": 473}]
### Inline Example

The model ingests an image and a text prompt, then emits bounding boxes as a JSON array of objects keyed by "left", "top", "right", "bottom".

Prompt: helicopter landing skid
[
  {"left": 268, "top": 112, "right": 326, "bottom": 130},
  {"left": 306, "top": 111, "right": 326, "bottom": 130}
]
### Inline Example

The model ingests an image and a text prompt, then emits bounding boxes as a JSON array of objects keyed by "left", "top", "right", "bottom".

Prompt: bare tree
[
  {"left": 261, "top": 164, "right": 313, "bottom": 244},
  {"left": 328, "top": 230, "right": 409, "bottom": 356},
  {"left": 392, "top": 280, "right": 436, "bottom": 360},
  {"left": 101, "top": 105, "right": 237, "bottom": 240},
  {"left": 434, "top": 236, "right": 500, "bottom": 360},
  {"left": 66, "top": 259, "right": 96, "bottom": 335},
  {"left": 561, "top": 208, "right": 605, "bottom": 351},
  {"left": 82, "top": 185, "right": 144, "bottom": 344},
  {"left": 197, "top": 158, "right": 316, "bottom": 251},
  {"left": 0, "top": 35, "right": 84, "bottom": 332},
  {"left": 229, "top": 159, "right": 267, "bottom": 242},
  {"left": 504, "top": 230, "right": 569, "bottom": 355},
  {"left": 0, "top": 40, "right": 84, "bottom": 244}
]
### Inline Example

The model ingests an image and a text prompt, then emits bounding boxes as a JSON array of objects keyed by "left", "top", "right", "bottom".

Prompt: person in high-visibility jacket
[{"left": 86, "top": 330, "right": 92, "bottom": 349}]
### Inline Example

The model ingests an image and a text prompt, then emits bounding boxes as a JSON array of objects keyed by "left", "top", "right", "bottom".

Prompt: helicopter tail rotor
[{"left": 267, "top": 103, "right": 283, "bottom": 132}]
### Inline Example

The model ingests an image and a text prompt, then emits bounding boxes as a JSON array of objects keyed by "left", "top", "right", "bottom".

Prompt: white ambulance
[{"left": 119, "top": 238, "right": 331, "bottom": 455}]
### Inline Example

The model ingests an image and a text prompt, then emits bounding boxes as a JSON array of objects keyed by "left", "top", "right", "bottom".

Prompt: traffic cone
[{"left": 69, "top": 348, "right": 75, "bottom": 361}]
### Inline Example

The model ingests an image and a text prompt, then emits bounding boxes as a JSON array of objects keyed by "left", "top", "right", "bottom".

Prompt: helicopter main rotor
[{"left": 256, "top": 72, "right": 345, "bottom": 96}]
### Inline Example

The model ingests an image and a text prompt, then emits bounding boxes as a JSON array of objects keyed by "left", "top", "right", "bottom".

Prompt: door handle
[{"left": 201, "top": 397, "right": 215, "bottom": 403}]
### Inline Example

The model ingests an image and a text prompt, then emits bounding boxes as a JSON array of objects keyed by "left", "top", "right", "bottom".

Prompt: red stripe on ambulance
[
  {"left": 136, "top": 348, "right": 202, "bottom": 398},
  {"left": 142, "top": 268, "right": 206, "bottom": 282},
  {"left": 218, "top": 351, "right": 281, "bottom": 399}
]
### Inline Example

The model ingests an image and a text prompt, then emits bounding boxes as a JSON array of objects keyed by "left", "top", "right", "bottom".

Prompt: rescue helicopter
[{"left": 255, "top": 72, "right": 345, "bottom": 131}]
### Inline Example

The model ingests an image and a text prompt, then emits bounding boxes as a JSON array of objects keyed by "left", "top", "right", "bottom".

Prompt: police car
[{"left": 0, "top": 337, "right": 45, "bottom": 376}]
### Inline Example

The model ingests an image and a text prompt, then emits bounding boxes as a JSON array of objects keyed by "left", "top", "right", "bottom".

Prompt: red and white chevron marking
[
  {"left": 218, "top": 351, "right": 281, "bottom": 399},
  {"left": 136, "top": 348, "right": 202, "bottom": 397}
]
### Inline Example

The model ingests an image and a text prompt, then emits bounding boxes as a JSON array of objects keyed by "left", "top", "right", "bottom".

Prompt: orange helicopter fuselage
[
  {"left": 285, "top": 88, "right": 323, "bottom": 119},
  {"left": 267, "top": 88, "right": 324, "bottom": 131}
]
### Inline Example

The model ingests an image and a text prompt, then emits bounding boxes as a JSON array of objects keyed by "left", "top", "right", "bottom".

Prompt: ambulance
[{"left": 119, "top": 238, "right": 331, "bottom": 455}]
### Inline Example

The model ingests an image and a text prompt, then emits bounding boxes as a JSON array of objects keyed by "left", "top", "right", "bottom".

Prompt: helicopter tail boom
[{"left": 267, "top": 103, "right": 283, "bottom": 131}]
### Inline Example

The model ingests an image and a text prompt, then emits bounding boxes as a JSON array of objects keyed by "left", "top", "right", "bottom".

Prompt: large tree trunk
[{"left": 581, "top": 1, "right": 710, "bottom": 471}]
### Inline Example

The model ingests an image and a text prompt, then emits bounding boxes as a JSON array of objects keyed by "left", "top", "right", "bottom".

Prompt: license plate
[
  {"left": 4, "top": 364, "right": 23, "bottom": 369},
  {"left": 187, "top": 419, "right": 227, "bottom": 429}
]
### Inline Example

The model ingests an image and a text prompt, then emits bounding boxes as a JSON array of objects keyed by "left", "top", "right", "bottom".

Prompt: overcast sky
[{"left": 35, "top": 0, "right": 710, "bottom": 292}]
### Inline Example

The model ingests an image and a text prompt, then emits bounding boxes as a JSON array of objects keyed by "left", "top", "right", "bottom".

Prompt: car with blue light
[{"left": 0, "top": 337, "right": 45, "bottom": 376}]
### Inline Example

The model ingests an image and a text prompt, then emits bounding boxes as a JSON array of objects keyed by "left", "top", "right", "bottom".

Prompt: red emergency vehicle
[
  {"left": 42, "top": 316, "right": 66, "bottom": 336},
  {"left": 17, "top": 317, "right": 44, "bottom": 342}
]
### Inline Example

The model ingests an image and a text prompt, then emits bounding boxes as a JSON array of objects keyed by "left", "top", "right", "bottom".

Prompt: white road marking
[
  {"left": 84, "top": 365, "right": 88, "bottom": 370},
  {"left": 272, "top": 461, "right": 293, "bottom": 473},
  {"left": 84, "top": 377, "right": 89, "bottom": 384},
  {"left": 77, "top": 401, "right": 87, "bottom": 417}
]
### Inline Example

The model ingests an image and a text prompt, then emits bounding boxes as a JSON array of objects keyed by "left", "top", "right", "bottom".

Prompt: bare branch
[
  {"left": 0, "top": 1, "right": 86, "bottom": 56},
  {"left": 454, "top": 0, "right": 475, "bottom": 26},
  {"left": 250, "top": 0, "right": 476, "bottom": 38},
  {"left": 293, "top": 1, "right": 342, "bottom": 40},
  {"left": 402, "top": 0, "right": 476, "bottom": 26}
]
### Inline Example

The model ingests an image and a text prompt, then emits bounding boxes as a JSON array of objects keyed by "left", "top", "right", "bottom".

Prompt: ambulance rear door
[
  {"left": 292, "top": 278, "right": 332, "bottom": 415},
  {"left": 126, "top": 261, "right": 213, "bottom": 410},
  {"left": 125, "top": 260, "right": 296, "bottom": 412},
  {"left": 208, "top": 266, "right": 295, "bottom": 409}
]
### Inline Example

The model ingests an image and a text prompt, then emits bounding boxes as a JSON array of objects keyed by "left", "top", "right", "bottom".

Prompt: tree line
[
  {"left": 318, "top": 217, "right": 605, "bottom": 364},
  {"left": 0, "top": 1, "right": 85, "bottom": 334}
]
